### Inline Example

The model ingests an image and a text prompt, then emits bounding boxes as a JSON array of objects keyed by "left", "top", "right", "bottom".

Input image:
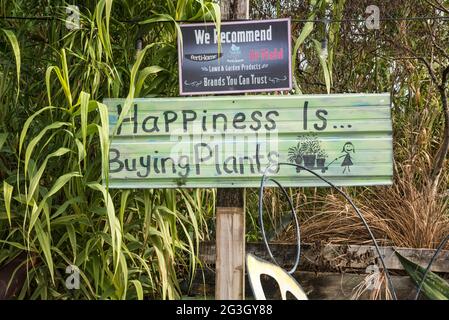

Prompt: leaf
[
  {"left": 0, "top": 240, "right": 28, "bottom": 251},
  {"left": 75, "top": 138, "right": 86, "bottom": 165},
  {"left": 111, "top": 42, "right": 161, "bottom": 138},
  {"left": 135, "top": 66, "right": 165, "bottom": 97},
  {"left": 67, "top": 224, "right": 77, "bottom": 260},
  {"left": 27, "top": 147, "right": 71, "bottom": 204},
  {"left": 45, "top": 66, "right": 58, "bottom": 106},
  {"left": 0, "top": 133, "right": 7, "bottom": 151},
  {"left": 396, "top": 252, "right": 449, "bottom": 300},
  {"left": 28, "top": 172, "right": 82, "bottom": 236},
  {"left": 19, "top": 106, "right": 58, "bottom": 156},
  {"left": 50, "top": 196, "right": 83, "bottom": 220},
  {"left": 313, "top": 39, "right": 331, "bottom": 94},
  {"left": 130, "top": 280, "right": 144, "bottom": 300},
  {"left": 119, "top": 190, "right": 130, "bottom": 228},
  {"left": 3, "top": 181, "right": 13, "bottom": 225},
  {"left": 87, "top": 183, "right": 122, "bottom": 274},
  {"left": 24, "top": 121, "right": 71, "bottom": 179},
  {"left": 153, "top": 242, "right": 169, "bottom": 300},
  {"left": 80, "top": 91, "right": 90, "bottom": 166},
  {"left": 46, "top": 54, "right": 72, "bottom": 108},
  {"left": 94, "top": 101, "right": 110, "bottom": 183},
  {"left": 291, "top": 2, "right": 316, "bottom": 93},
  {"left": 34, "top": 220, "right": 55, "bottom": 283},
  {"left": 60, "top": 49, "right": 72, "bottom": 107},
  {"left": 96, "top": 0, "right": 113, "bottom": 60},
  {"left": 1, "top": 29, "right": 20, "bottom": 99}
]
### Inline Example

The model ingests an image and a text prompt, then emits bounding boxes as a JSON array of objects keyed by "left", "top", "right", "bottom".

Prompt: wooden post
[
  {"left": 215, "top": 0, "right": 249, "bottom": 300},
  {"left": 215, "top": 189, "right": 246, "bottom": 299}
]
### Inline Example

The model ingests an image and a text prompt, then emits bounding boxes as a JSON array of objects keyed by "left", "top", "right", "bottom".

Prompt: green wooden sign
[{"left": 104, "top": 94, "right": 392, "bottom": 188}]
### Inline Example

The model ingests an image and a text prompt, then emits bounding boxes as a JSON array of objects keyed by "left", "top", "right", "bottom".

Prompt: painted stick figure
[
  {"left": 323, "top": 142, "right": 355, "bottom": 173},
  {"left": 340, "top": 142, "right": 355, "bottom": 173}
]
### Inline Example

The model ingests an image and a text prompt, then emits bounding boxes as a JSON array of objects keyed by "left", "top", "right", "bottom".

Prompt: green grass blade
[
  {"left": 94, "top": 101, "right": 110, "bottom": 183},
  {"left": 0, "top": 133, "right": 7, "bottom": 151},
  {"left": 291, "top": 0, "right": 317, "bottom": 93},
  {"left": 1, "top": 29, "right": 20, "bottom": 99},
  {"left": 111, "top": 42, "right": 161, "bottom": 136},
  {"left": 24, "top": 122, "right": 71, "bottom": 179},
  {"left": 87, "top": 182, "right": 122, "bottom": 274},
  {"left": 60, "top": 49, "right": 73, "bottom": 107},
  {"left": 18, "top": 106, "right": 57, "bottom": 156},
  {"left": 34, "top": 220, "right": 55, "bottom": 283},
  {"left": 28, "top": 172, "right": 82, "bottom": 236},
  {"left": 3, "top": 181, "right": 13, "bottom": 225},
  {"left": 312, "top": 39, "right": 331, "bottom": 94},
  {"left": 80, "top": 91, "right": 90, "bottom": 166},
  {"left": 130, "top": 280, "right": 144, "bottom": 300},
  {"left": 27, "top": 147, "right": 71, "bottom": 203},
  {"left": 135, "top": 66, "right": 165, "bottom": 97},
  {"left": 119, "top": 190, "right": 130, "bottom": 228}
]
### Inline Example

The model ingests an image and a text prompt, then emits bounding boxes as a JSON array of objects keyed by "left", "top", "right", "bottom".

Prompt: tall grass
[{"left": 0, "top": 0, "right": 218, "bottom": 299}]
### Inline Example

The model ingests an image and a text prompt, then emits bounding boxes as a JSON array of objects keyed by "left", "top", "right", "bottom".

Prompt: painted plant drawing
[
  {"left": 323, "top": 141, "right": 356, "bottom": 174},
  {"left": 288, "top": 134, "right": 328, "bottom": 173},
  {"left": 288, "top": 135, "right": 356, "bottom": 174}
]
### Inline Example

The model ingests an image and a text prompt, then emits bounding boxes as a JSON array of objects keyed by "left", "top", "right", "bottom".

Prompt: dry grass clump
[
  {"left": 351, "top": 270, "right": 393, "bottom": 300},
  {"left": 283, "top": 160, "right": 449, "bottom": 249}
]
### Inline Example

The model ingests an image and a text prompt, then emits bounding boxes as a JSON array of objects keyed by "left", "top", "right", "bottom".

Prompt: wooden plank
[
  {"left": 106, "top": 96, "right": 392, "bottom": 137},
  {"left": 214, "top": 0, "right": 248, "bottom": 301},
  {"left": 199, "top": 242, "right": 449, "bottom": 273},
  {"left": 108, "top": 163, "right": 393, "bottom": 178},
  {"left": 107, "top": 176, "right": 392, "bottom": 189},
  {"left": 189, "top": 269, "right": 419, "bottom": 300},
  {"left": 103, "top": 94, "right": 393, "bottom": 188},
  {"left": 215, "top": 205, "right": 246, "bottom": 299},
  {"left": 111, "top": 139, "right": 392, "bottom": 162}
]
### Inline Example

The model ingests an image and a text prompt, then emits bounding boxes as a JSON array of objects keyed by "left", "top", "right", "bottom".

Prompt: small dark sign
[{"left": 178, "top": 18, "right": 292, "bottom": 95}]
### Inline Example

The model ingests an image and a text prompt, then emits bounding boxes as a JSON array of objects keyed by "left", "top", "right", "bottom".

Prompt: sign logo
[
  {"left": 185, "top": 53, "right": 223, "bottom": 62},
  {"left": 227, "top": 44, "right": 243, "bottom": 63}
]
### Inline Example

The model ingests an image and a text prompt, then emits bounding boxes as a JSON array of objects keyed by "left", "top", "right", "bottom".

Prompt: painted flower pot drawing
[
  {"left": 288, "top": 134, "right": 329, "bottom": 174},
  {"left": 316, "top": 158, "right": 326, "bottom": 168},
  {"left": 303, "top": 155, "right": 316, "bottom": 167}
]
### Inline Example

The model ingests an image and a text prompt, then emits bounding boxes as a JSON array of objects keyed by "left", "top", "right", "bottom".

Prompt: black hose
[
  {"left": 258, "top": 175, "right": 301, "bottom": 274},
  {"left": 258, "top": 162, "right": 398, "bottom": 300}
]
